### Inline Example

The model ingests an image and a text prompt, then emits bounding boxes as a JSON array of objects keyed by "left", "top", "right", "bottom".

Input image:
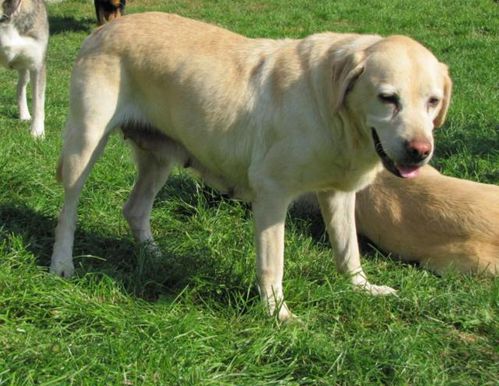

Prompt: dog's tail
[{"left": 56, "top": 157, "right": 63, "bottom": 183}]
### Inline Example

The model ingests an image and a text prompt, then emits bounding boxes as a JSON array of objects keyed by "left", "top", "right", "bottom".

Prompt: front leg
[
  {"left": 317, "top": 189, "right": 396, "bottom": 295},
  {"left": 29, "top": 64, "right": 46, "bottom": 138},
  {"left": 252, "top": 193, "right": 294, "bottom": 321},
  {"left": 17, "top": 69, "right": 31, "bottom": 121}
]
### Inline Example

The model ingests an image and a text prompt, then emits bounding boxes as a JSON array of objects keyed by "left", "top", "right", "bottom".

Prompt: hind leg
[
  {"left": 50, "top": 118, "right": 113, "bottom": 277},
  {"left": 123, "top": 145, "right": 173, "bottom": 245},
  {"left": 51, "top": 48, "right": 124, "bottom": 276}
]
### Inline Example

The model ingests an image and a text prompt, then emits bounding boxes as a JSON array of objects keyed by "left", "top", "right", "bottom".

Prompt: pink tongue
[{"left": 397, "top": 165, "right": 421, "bottom": 178}]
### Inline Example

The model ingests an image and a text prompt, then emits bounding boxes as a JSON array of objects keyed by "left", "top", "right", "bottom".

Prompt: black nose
[{"left": 406, "top": 139, "right": 432, "bottom": 163}]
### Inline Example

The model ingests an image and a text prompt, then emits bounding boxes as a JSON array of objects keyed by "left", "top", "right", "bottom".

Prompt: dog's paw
[
  {"left": 276, "top": 302, "right": 298, "bottom": 322},
  {"left": 264, "top": 298, "right": 297, "bottom": 322},
  {"left": 20, "top": 112, "right": 31, "bottom": 121},
  {"left": 354, "top": 282, "right": 397, "bottom": 296},
  {"left": 141, "top": 240, "right": 163, "bottom": 258},
  {"left": 30, "top": 126, "right": 45, "bottom": 139},
  {"left": 50, "top": 260, "right": 75, "bottom": 278},
  {"left": 349, "top": 270, "right": 397, "bottom": 296}
]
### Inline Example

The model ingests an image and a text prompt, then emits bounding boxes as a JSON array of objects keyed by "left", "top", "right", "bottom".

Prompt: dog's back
[{"left": 356, "top": 165, "right": 499, "bottom": 275}]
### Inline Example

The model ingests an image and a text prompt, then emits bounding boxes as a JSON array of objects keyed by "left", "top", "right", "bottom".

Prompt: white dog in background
[
  {"left": 0, "top": 0, "right": 48, "bottom": 138},
  {"left": 50, "top": 13, "right": 451, "bottom": 320}
]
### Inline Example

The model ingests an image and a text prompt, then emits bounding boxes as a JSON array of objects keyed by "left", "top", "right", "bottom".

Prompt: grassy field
[{"left": 0, "top": 0, "right": 498, "bottom": 384}]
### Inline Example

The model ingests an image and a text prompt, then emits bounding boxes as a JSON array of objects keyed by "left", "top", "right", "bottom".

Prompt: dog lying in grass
[
  {"left": 0, "top": 0, "right": 48, "bottom": 138},
  {"left": 50, "top": 13, "right": 451, "bottom": 320},
  {"left": 355, "top": 165, "right": 499, "bottom": 276},
  {"left": 298, "top": 165, "right": 498, "bottom": 276}
]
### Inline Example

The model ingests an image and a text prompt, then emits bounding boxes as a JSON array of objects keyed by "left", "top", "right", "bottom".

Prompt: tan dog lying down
[
  {"left": 356, "top": 165, "right": 499, "bottom": 276},
  {"left": 50, "top": 13, "right": 452, "bottom": 320}
]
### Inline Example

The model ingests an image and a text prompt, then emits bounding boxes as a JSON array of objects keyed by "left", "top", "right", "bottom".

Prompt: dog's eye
[
  {"left": 428, "top": 97, "right": 440, "bottom": 107},
  {"left": 378, "top": 93, "right": 399, "bottom": 105}
]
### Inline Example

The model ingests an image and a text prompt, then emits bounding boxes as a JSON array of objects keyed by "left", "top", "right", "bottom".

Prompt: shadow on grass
[
  {"left": 435, "top": 121, "right": 499, "bottom": 156},
  {"left": 0, "top": 88, "right": 23, "bottom": 120},
  {"left": 49, "top": 15, "right": 95, "bottom": 35},
  {"left": 0, "top": 174, "right": 405, "bottom": 306},
  {"left": 0, "top": 107, "right": 19, "bottom": 120},
  {"left": 432, "top": 122, "right": 499, "bottom": 183},
  {"left": 288, "top": 194, "right": 418, "bottom": 269},
  {"left": 0, "top": 198, "right": 257, "bottom": 306}
]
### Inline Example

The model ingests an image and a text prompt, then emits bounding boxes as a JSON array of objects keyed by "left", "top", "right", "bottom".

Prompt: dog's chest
[{"left": 0, "top": 24, "right": 41, "bottom": 69}]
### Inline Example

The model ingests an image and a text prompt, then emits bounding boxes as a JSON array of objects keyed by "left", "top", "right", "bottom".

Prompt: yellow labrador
[
  {"left": 50, "top": 13, "right": 451, "bottom": 320},
  {"left": 356, "top": 165, "right": 499, "bottom": 276}
]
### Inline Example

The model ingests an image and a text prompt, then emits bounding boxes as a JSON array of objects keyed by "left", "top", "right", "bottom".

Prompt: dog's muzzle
[{"left": 371, "top": 128, "right": 429, "bottom": 179}]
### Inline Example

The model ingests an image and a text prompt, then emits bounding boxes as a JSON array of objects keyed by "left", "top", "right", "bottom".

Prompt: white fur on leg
[
  {"left": 258, "top": 284, "right": 296, "bottom": 321},
  {"left": 317, "top": 190, "right": 397, "bottom": 296},
  {"left": 29, "top": 66, "right": 46, "bottom": 138},
  {"left": 350, "top": 268, "right": 397, "bottom": 295},
  {"left": 17, "top": 70, "right": 31, "bottom": 121},
  {"left": 252, "top": 192, "right": 293, "bottom": 321},
  {"left": 50, "top": 202, "right": 78, "bottom": 277},
  {"left": 50, "top": 258, "right": 75, "bottom": 278},
  {"left": 50, "top": 116, "right": 112, "bottom": 278},
  {"left": 123, "top": 146, "right": 173, "bottom": 247}
]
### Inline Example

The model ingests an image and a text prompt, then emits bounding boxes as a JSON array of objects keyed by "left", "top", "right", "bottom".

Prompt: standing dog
[
  {"left": 50, "top": 13, "right": 451, "bottom": 320},
  {"left": 0, "top": 0, "right": 48, "bottom": 138},
  {"left": 94, "top": 0, "right": 125, "bottom": 26}
]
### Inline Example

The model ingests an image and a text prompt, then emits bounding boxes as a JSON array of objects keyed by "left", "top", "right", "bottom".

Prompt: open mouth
[{"left": 371, "top": 128, "right": 421, "bottom": 179}]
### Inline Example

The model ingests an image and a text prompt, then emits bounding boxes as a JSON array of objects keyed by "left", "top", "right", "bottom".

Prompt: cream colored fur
[
  {"left": 356, "top": 165, "right": 499, "bottom": 276},
  {"left": 50, "top": 13, "right": 451, "bottom": 320}
]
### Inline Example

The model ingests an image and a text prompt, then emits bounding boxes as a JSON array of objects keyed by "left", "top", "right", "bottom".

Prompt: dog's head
[
  {"left": 96, "top": 0, "right": 126, "bottom": 26},
  {"left": 332, "top": 35, "right": 452, "bottom": 178},
  {"left": 0, "top": 0, "right": 21, "bottom": 23}
]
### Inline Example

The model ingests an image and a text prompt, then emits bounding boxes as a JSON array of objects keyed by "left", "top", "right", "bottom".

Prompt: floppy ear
[
  {"left": 331, "top": 50, "right": 366, "bottom": 112},
  {"left": 434, "top": 63, "right": 452, "bottom": 128}
]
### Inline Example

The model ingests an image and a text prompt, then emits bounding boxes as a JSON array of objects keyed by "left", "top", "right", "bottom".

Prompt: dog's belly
[
  {"left": 119, "top": 82, "right": 262, "bottom": 199},
  {"left": 122, "top": 123, "right": 255, "bottom": 201},
  {"left": 0, "top": 25, "right": 44, "bottom": 69}
]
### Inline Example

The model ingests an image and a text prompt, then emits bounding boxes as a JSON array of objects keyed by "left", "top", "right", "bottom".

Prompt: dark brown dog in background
[{"left": 94, "top": 0, "right": 125, "bottom": 25}]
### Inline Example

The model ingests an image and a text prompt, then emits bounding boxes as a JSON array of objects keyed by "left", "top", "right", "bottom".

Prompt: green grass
[{"left": 1, "top": 0, "right": 498, "bottom": 384}]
